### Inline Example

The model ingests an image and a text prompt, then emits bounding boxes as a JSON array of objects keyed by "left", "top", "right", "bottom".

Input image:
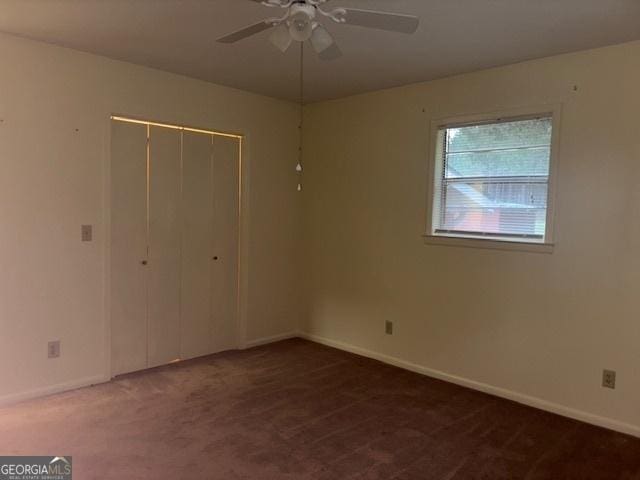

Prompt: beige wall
[
  {"left": 0, "top": 32, "right": 301, "bottom": 402},
  {"left": 302, "top": 41, "right": 640, "bottom": 435}
]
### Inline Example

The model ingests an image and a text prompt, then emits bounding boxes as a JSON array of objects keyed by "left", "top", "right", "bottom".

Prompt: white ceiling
[{"left": 0, "top": 0, "right": 639, "bottom": 102}]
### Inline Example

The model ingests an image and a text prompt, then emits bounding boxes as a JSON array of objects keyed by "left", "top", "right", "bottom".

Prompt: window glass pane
[
  {"left": 447, "top": 118, "right": 552, "bottom": 153},
  {"left": 433, "top": 115, "right": 553, "bottom": 242},
  {"left": 445, "top": 146, "right": 551, "bottom": 178},
  {"left": 440, "top": 181, "right": 548, "bottom": 237}
]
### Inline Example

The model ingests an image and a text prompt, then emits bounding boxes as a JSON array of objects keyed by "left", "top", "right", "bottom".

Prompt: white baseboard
[
  {"left": 0, "top": 332, "right": 299, "bottom": 406},
  {"left": 298, "top": 332, "right": 640, "bottom": 439},
  {"left": 0, "top": 374, "right": 109, "bottom": 408},
  {"left": 4, "top": 334, "right": 638, "bottom": 439},
  {"left": 244, "top": 331, "right": 298, "bottom": 349}
]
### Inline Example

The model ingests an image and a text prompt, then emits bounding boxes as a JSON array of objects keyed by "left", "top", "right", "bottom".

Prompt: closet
[{"left": 110, "top": 118, "right": 240, "bottom": 376}]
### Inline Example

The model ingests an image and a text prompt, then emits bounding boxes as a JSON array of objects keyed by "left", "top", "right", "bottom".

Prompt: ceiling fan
[{"left": 217, "top": 0, "right": 420, "bottom": 60}]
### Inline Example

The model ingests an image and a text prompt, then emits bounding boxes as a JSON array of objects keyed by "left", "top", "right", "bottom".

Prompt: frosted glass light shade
[
  {"left": 310, "top": 25, "right": 334, "bottom": 53},
  {"left": 269, "top": 25, "right": 292, "bottom": 52}
]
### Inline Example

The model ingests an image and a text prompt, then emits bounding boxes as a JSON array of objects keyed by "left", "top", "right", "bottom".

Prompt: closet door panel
[
  {"left": 148, "top": 126, "right": 182, "bottom": 367},
  {"left": 110, "top": 121, "right": 148, "bottom": 376},
  {"left": 211, "top": 137, "right": 240, "bottom": 352},
  {"left": 180, "top": 132, "right": 214, "bottom": 359}
]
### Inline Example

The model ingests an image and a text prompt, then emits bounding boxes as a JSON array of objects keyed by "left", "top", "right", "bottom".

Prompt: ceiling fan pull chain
[{"left": 297, "top": 42, "right": 304, "bottom": 192}]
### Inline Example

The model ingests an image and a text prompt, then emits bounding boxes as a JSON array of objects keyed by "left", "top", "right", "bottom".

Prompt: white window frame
[{"left": 424, "top": 105, "right": 561, "bottom": 253}]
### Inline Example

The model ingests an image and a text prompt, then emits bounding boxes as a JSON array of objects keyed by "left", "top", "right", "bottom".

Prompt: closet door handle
[
  {"left": 141, "top": 260, "right": 148, "bottom": 266},
  {"left": 212, "top": 256, "right": 219, "bottom": 261}
]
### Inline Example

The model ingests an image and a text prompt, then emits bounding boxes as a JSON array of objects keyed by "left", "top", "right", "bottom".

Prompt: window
[{"left": 426, "top": 109, "right": 559, "bottom": 251}]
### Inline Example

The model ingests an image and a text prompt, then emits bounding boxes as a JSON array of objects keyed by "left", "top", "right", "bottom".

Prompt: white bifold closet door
[
  {"left": 181, "top": 133, "right": 239, "bottom": 359},
  {"left": 180, "top": 131, "right": 214, "bottom": 359},
  {"left": 111, "top": 121, "right": 148, "bottom": 376},
  {"left": 210, "top": 136, "right": 240, "bottom": 354},
  {"left": 111, "top": 120, "right": 239, "bottom": 376},
  {"left": 147, "top": 126, "right": 182, "bottom": 368}
]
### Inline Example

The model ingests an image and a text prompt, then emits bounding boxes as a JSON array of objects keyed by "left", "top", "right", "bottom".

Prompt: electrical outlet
[
  {"left": 602, "top": 369, "right": 616, "bottom": 389},
  {"left": 81, "top": 225, "right": 93, "bottom": 242},
  {"left": 48, "top": 341, "right": 60, "bottom": 359},
  {"left": 385, "top": 320, "right": 393, "bottom": 335}
]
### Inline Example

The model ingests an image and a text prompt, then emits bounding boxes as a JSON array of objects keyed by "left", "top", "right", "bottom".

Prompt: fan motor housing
[{"left": 289, "top": 3, "right": 316, "bottom": 20}]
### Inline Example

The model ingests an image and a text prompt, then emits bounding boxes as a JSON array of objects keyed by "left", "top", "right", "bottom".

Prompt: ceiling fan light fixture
[
  {"left": 310, "top": 24, "right": 334, "bottom": 53},
  {"left": 269, "top": 24, "right": 292, "bottom": 52},
  {"left": 216, "top": 1, "right": 418, "bottom": 65},
  {"left": 289, "top": 18, "right": 312, "bottom": 41},
  {"left": 288, "top": 5, "right": 315, "bottom": 42}
]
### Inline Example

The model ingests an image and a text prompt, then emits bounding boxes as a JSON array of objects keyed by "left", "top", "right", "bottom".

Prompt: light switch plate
[
  {"left": 81, "top": 225, "right": 92, "bottom": 242},
  {"left": 48, "top": 340, "right": 60, "bottom": 358}
]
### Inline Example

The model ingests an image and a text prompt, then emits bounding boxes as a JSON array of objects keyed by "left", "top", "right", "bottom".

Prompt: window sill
[{"left": 422, "top": 234, "right": 554, "bottom": 254}]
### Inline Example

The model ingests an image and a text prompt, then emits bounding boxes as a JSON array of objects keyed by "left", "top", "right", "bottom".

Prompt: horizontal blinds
[{"left": 434, "top": 117, "right": 552, "bottom": 241}]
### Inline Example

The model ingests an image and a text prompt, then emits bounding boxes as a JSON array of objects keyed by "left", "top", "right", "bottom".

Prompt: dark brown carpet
[{"left": 1, "top": 339, "right": 639, "bottom": 479}]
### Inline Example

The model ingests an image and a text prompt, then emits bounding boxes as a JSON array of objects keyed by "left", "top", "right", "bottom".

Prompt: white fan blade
[
  {"left": 310, "top": 25, "right": 334, "bottom": 54},
  {"left": 318, "top": 43, "right": 342, "bottom": 61},
  {"left": 217, "top": 20, "right": 274, "bottom": 44},
  {"left": 269, "top": 25, "right": 292, "bottom": 52},
  {"left": 341, "top": 9, "right": 419, "bottom": 34}
]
